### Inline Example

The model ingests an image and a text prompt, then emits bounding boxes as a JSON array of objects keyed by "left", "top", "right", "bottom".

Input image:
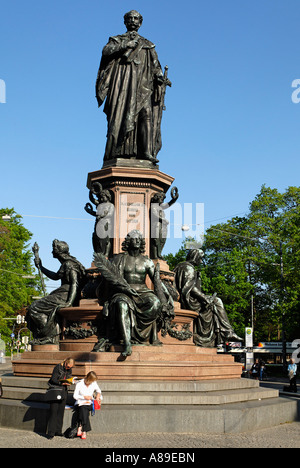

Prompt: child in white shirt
[{"left": 73, "top": 371, "right": 103, "bottom": 439}]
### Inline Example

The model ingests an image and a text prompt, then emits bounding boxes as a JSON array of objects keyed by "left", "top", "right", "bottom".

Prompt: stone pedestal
[
  {"left": 12, "top": 343, "right": 243, "bottom": 381},
  {"left": 31, "top": 344, "right": 59, "bottom": 352},
  {"left": 87, "top": 165, "right": 174, "bottom": 258},
  {"left": 59, "top": 299, "right": 102, "bottom": 352},
  {"left": 58, "top": 299, "right": 196, "bottom": 352},
  {"left": 12, "top": 162, "right": 243, "bottom": 383},
  {"left": 12, "top": 299, "right": 244, "bottom": 381}
]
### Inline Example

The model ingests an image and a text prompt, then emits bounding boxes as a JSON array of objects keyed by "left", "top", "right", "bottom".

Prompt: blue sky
[{"left": 1, "top": 0, "right": 300, "bottom": 291}]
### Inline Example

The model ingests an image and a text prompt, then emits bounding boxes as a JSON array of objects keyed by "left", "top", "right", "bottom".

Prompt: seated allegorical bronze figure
[
  {"left": 174, "top": 249, "right": 242, "bottom": 348},
  {"left": 26, "top": 240, "right": 86, "bottom": 345},
  {"left": 93, "top": 230, "right": 174, "bottom": 357}
]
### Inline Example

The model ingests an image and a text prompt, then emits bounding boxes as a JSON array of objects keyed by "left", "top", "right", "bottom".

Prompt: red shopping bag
[{"left": 92, "top": 399, "right": 101, "bottom": 411}]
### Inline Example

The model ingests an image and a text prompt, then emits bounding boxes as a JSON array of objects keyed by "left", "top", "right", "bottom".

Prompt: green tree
[
  {"left": 244, "top": 185, "right": 300, "bottom": 341},
  {"left": 0, "top": 208, "right": 42, "bottom": 345},
  {"left": 165, "top": 185, "right": 300, "bottom": 343}
]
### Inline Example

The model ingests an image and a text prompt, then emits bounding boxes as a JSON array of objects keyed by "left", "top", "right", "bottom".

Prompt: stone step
[
  {"left": 108, "top": 344, "right": 218, "bottom": 355},
  {"left": 12, "top": 350, "right": 231, "bottom": 364},
  {"left": 105, "top": 387, "right": 279, "bottom": 405},
  {"left": 1, "top": 376, "right": 278, "bottom": 406},
  {"left": 14, "top": 344, "right": 219, "bottom": 360},
  {"left": 12, "top": 359, "right": 243, "bottom": 380},
  {"left": 11, "top": 344, "right": 244, "bottom": 382},
  {"left": 1, "top": 376, "right": 260, "bottom": 392},
  {"left": 0, "top": 395, "right": 297, "bottom": 434},
  {"left": 1, "top": 385, "right": 278, "bottom": 405},
  {"left": 77, "top": 360, "right": 243, "bottom": 380}
]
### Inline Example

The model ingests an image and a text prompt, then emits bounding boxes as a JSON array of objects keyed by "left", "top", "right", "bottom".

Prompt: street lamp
[
  {"left": 181, "top": 225, "right": 203, "bottom": 250},
  {"left": 279, "top": 241, "right": 287, "bottom": 372},
  {"left": 1, "top": 214, "right": 11, "bottom": 221},
  {"left": 270, "top": 241, "right": 286, "bottom": 371}
]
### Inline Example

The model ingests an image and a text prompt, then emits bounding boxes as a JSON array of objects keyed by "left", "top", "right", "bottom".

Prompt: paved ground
[
  {"left": 1, "top": 358, "right": 299, "bottom": 449},
  {"left": 0, "top": 423, "right": 299, "bottom": 448}
]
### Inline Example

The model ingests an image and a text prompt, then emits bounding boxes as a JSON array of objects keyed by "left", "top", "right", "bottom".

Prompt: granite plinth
[
  {"left": 12, "top": 343, "right": 243, "bottom": 381},
  {"left": 12, "top": 298, "right": 242, "bottom": 380},
  {"left": 86, "top": 166, "right": 175, "bottom": 257},
  {"left": 1, "top": 375, "right": 298, "bottom": 434}
]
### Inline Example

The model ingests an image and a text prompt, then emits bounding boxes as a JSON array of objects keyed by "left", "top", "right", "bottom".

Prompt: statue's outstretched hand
[
  {"left": 171, "top": 187, "right": 179, "bottom": 201},
  {"left": 84, "top": 202, "right": 93, "bottom": 214}
]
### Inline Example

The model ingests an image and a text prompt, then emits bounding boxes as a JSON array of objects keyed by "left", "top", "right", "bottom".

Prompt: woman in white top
[{"left": 73, "top": 371, "right": 102, "bottom": 439}]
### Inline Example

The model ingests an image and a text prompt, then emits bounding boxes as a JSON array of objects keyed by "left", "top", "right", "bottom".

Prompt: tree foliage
[
  {"left": 0, "top": 208, "right": 42, "bottom": 344},
  {"left": 166, "top": 186, "right": 300, "bottom": 343}
]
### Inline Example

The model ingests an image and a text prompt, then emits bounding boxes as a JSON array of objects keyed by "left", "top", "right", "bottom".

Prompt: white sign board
[
  {"left": 245, "top": 327, "right": 253, "bottom": 348},
  {"left": 246, "top": 352, "right": 254, "bottom": 371}
]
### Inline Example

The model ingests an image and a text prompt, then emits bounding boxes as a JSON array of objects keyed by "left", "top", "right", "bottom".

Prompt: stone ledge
[{"left": 0, "top": 397, "right": 298, "bottom": 434}]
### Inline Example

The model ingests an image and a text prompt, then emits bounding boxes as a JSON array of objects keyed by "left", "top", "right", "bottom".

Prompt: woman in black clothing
[
  {"left": 250, "top": 359, "right": 260, "bottom": 380},
  {"left": 47, "top": 358, "right": 74, "bottom": 439}
]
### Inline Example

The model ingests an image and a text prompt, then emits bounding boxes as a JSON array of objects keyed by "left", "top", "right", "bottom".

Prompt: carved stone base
[
  {"left": 59, "top": 299, "right": 196, "bottom": 349},
  {"left": 12, "top": 301, "right": 242, "bottom": 380},
  {"left": 59, "top": 337, "right": 98, "bottom": 352},
  {"left": 102, "top": 158, "right": 158, "bottom": 170},
  {"left": 31, "top": 344, "right": 59, "bottom": 352},
  {"left": 12, "top": 344, "right": 242, "bottom": 381},
  {"left": 87, "top": 165, "right": 175, "bottom": 258},
  {"left": 159, "top": 307, "right": 197, "bottom": 345}
]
